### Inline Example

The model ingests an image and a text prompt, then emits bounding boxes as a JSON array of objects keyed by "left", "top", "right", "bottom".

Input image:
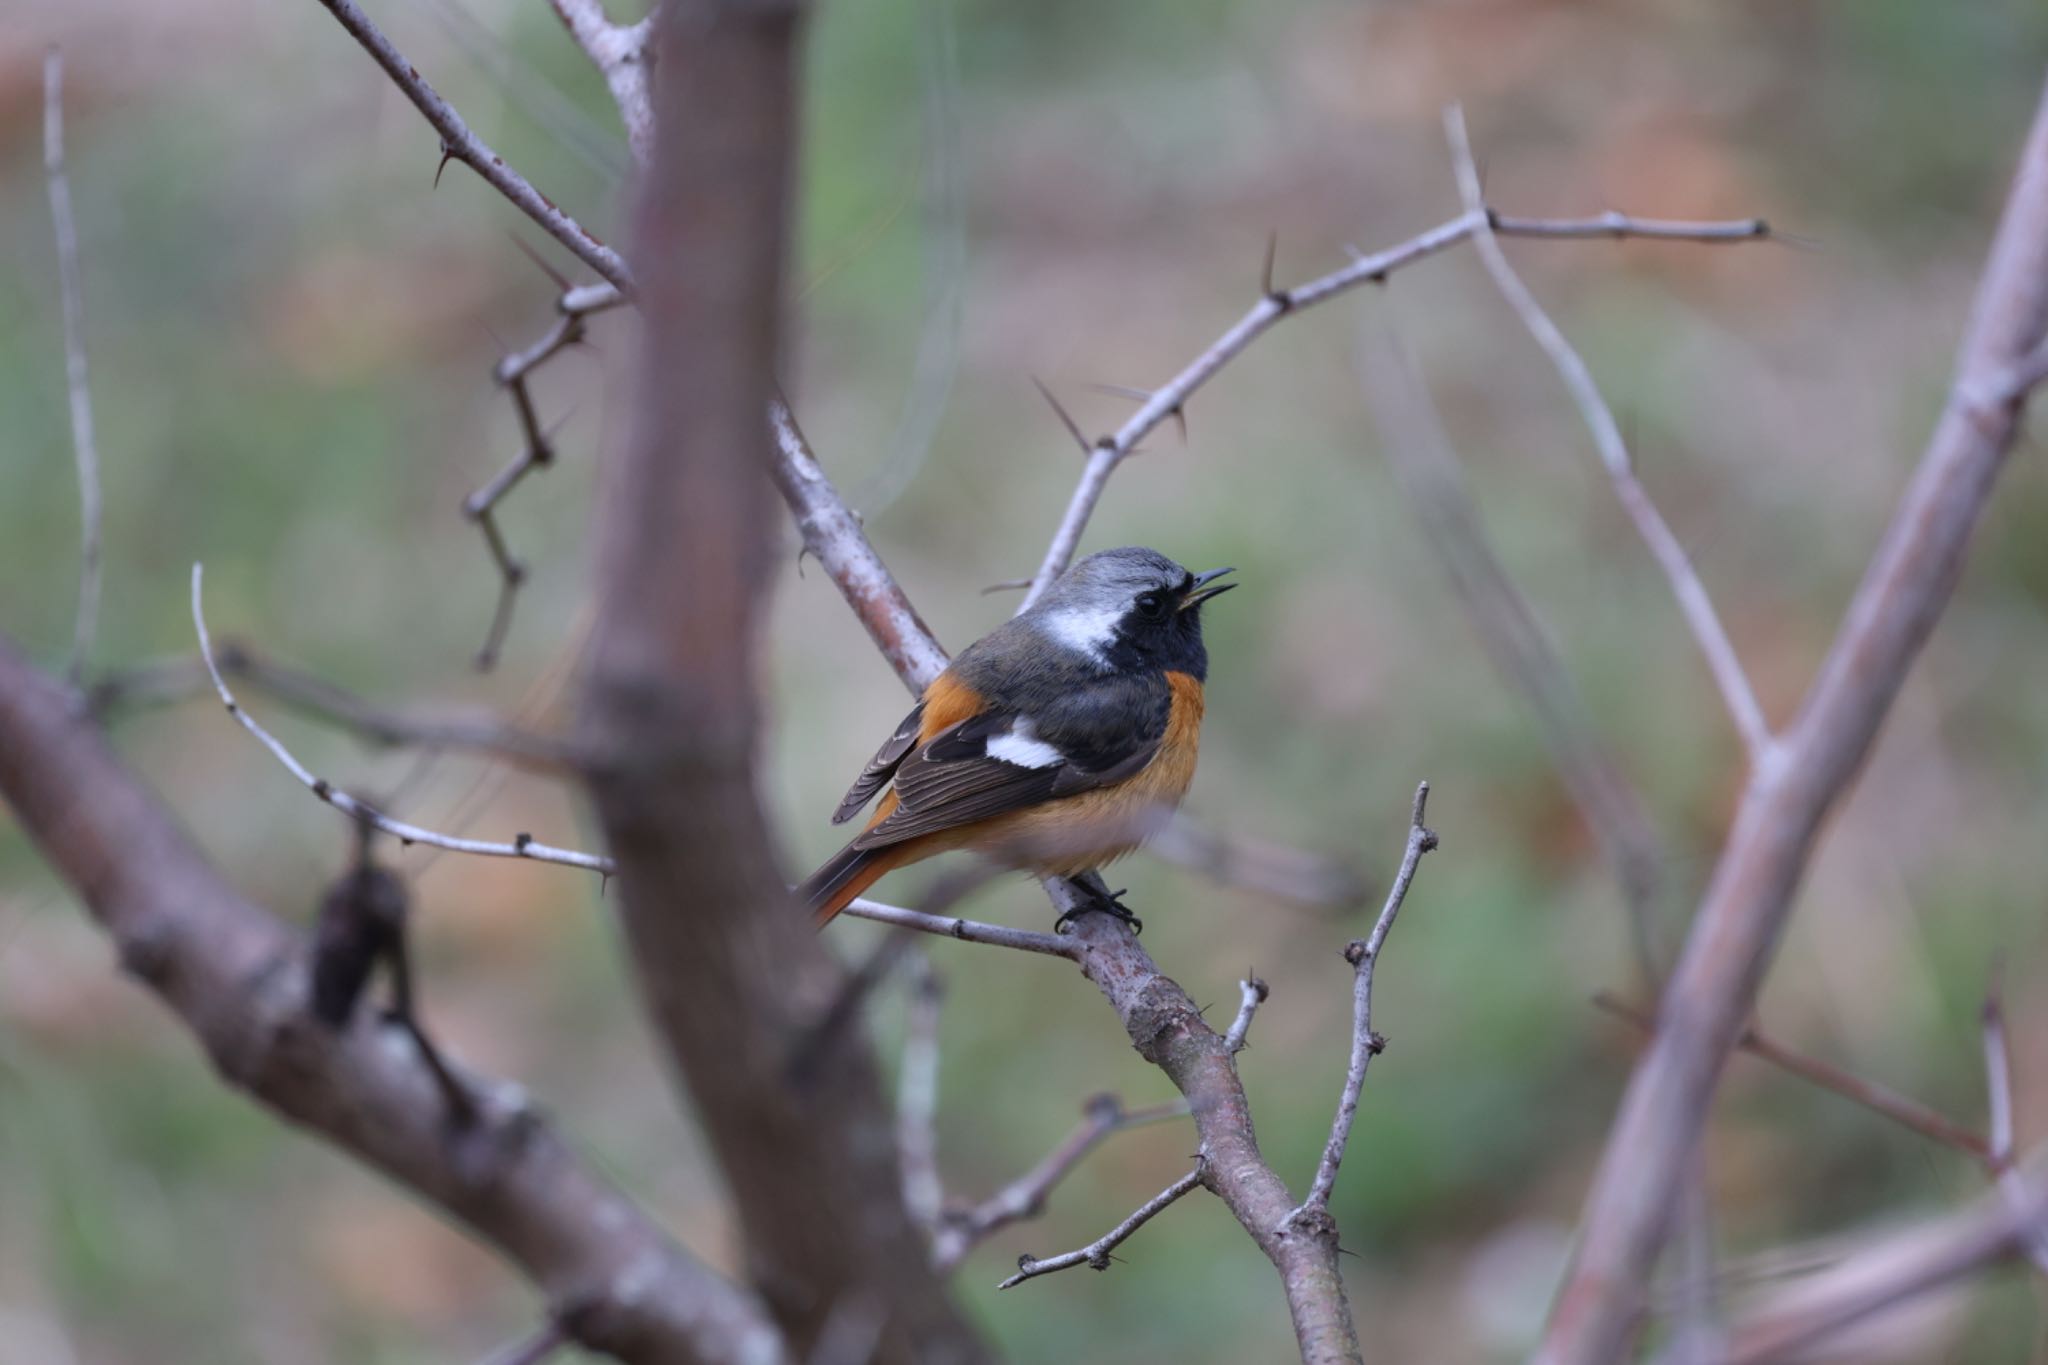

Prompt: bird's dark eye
[{"left": 1134, "top": 591, "right": 1166, "bottom": 620}]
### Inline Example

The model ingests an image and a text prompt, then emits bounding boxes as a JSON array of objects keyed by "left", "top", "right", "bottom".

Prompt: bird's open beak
[{"left": 1179, "top": 566, "right": 1237, "bottom": 610}]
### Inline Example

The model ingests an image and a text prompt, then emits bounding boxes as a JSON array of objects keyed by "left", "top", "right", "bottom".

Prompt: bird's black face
[
  {"left": 1029, "top": 549, "right": 1235, "bottom": 680},
  {"left": 1105, "top": 565, "right": 1234, "bottom": 679}
]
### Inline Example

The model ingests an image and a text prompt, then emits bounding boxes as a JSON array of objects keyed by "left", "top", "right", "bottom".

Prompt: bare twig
[
  {"left": 1225, "top": 976, "right": 1269, "bottom": 1055},
  {"left": 1444, "top": 106, "right": 1774, "bottom": 766},
  {"left": 467, "top": 279, "right": 627, "bottom": 669},
  {"left": 43, "top": 49, "right": 101, "bottom": 689},
  {"left": 1362, "top": 341, "right": 1669, "bottom": 986},
  {"left": 838, "top": 897, "right": 1079, "bottom": 958},
  {"left": 1542, "top": 76, "right": 2048, "bottom": 1362},
  {"left": 898, "top": 954, "right": 945, "bottom": 1230},
  {"left": 191, "top": 565, "right": 613, "bottom": 875},
  {"left": 1018, "top": 208, "right": 1773, "bottom": 609},
  {"left": 770, "top": 399, "right": 952, "bottom": 691},
  {"left": 932, "top": 1094, "right": 1191, "bottom": 1272},
  {"left": 1593, "top": 993, "right": 1993, "bottom": 1165},
  {"left": 997, "top": 1164, "right": 1206, "bottom": 1289},
  {"left": 1980, "top": 985, "right": 2048, "bottom": 1274},
  {"left": 547, "top": 1, "right": 653, "bottom": 165},
  {"left": 1295, "top": 784, "right": 1438, "bottom": 1218},
  {"left": 1984, "top": 986, "right": 2015, "bottom": 1169},
  {"left": 790, "top": 870, "right": 1000, "bottom": 1083},
  {"left": 310, "top": 0, "right": 632, "bottom": 295}
]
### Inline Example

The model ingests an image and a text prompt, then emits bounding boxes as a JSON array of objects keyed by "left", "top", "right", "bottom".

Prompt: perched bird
[{"left": 801, "top": 546, "right": 1235, "bottom": 927}]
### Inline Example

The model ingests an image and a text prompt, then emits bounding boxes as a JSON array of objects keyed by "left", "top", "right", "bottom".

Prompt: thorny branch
[
  {"left": 932, "top": 1093, "right": 1192, "bottom": 1272},
  {"left": 310, "top": 0, "right": 632, "bottom": 295},
  {"left": 192, "top": 564, "right": 615, "bottom": 876},
  {"left": 1296, "top": 784, "right": 1438, "bottom": 1218},
  {"left": 1017, "top": 202, "right": 1772, "bottom": 610},
  {"left": 997, "top": 1165, "right": 1207, "bottom": 1289},
  {"left": 1444, "top": 106, "right": 1775, "bottom": 766},
  {"left": 467, "top": 277, "right": 628, "bottom": 669},
  {"left": 43, "top": 49, "right": 102, "bottom": 689}
]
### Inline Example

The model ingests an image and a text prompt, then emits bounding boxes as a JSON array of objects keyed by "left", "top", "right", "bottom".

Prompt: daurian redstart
[{"left": 801, "top": 547, "right": 1234, "bottom": 926}]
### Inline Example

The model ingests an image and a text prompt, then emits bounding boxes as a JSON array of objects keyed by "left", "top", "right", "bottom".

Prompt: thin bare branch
[
  {"left": 1444, "top": 106, "right": 1775, "bottom": 766},
  {"left": 838, "top": 897, "right": 1079, "bottom": 958},
  {"left": 310, "top": 0, "right": 632, "bottom": 295},
  {"left": 1225, "top": 976, "right": 1269, "bottom": 1055},
  {"left": 898, "top": 954, "right": 945, "bottom": 1230},
  {"left": 1985, "top": 987, "right": 2015, "bottom": 1168},
  {"left": 1980, "top": 985, "right": 2048, "bottom": 1274},
  {"left": 770, "top": 397, "right": 952, "bottom": 692},
  {"left": 1541, "top": 75, "right": 2048, "bottom": 1361},
  {"left": 547, "top": 1, "right": 654, "bottom": 165},
  {"left": 1295, "top": 784, "right": 1438, "bottom": 1218},
  {"left": 191, "top": 565, "right": 613, "bottom": 875},
  {"left": 43, "top": 49, "right": 102, "bottom": 689},
  {"left": 1594, "top": 993, "right": 1992, "bottom": 1164},
  {"left": 931, "top": 1094, "right": 1190, "bottom": 1272},
  {"left": 465, "top": 279, "right": 627, "bottom": 669},
  {"left": 1018, "top": 205, "right": 1775, "bottom": 608},
  {"left": 997, "top": 1164, "right": 1206, "bottom": 1289}
]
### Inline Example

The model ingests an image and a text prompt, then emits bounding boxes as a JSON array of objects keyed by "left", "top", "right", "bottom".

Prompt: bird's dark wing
[
  {"left": 831, "top": 700, "right": 925, "bottom": 824},
  {"left": 852, "top": 675, "right": 1169, "bottom": 851}
]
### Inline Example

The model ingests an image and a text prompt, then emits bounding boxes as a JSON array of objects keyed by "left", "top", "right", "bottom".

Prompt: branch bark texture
[
  {"left": 1539, "top": 75, "right": 2048, "bottom": 1363},
  {"left": 573, "top": 3, "right": 986, "bottom": 1361}
]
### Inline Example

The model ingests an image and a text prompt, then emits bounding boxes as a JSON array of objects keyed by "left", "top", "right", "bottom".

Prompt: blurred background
[{"left": 4, "top": 0, "right": 2048, "bottom": 1360}]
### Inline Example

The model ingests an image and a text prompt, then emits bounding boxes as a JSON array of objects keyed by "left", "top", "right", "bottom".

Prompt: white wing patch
[
  {"left": 986, "top": 719, "right": 1064, "bottom": 769},
  {"left": 1043, "top": 604, "right": 1123, "bottom": 666}
]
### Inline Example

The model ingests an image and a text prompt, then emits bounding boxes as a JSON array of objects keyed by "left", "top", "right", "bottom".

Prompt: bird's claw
[{"left": 1056, "top": 877, "right": 1144, "bottom": 935}]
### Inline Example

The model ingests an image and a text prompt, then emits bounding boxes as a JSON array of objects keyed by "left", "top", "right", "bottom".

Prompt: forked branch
[
  {"left": 998, "top": 1165, "right": 1206, "bottom": 1289},
  {"left": 1294, "top": 784, "right": 1438, "bottom": 1219}
]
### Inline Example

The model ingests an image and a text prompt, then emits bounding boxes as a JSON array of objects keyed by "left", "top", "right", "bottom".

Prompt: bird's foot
[{"left": 1056, "top": 874, "right": 1143, "bottom": 936}]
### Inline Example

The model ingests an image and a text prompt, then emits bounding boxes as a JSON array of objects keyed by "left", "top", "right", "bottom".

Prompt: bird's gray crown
[{"left": 1031, "top": 547, "right": 1190, "bottom": 614}]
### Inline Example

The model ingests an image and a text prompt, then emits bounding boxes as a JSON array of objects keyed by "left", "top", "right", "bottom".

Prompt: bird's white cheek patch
[
  {"left": 986, "top": 731, "right": 1064, "bottom": 769},
  {"left": 1043, "top": 605, "right": 1123, "bottom": 665}
]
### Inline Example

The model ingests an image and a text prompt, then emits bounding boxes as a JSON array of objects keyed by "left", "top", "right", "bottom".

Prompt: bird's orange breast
[{"left": 977, "top": 669, "right": 1206, "bottom": 876}]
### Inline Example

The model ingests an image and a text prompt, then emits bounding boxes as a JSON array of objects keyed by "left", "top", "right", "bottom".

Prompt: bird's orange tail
[{"left": 800, "top": 840, "right": 893, "bottom": 926}]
